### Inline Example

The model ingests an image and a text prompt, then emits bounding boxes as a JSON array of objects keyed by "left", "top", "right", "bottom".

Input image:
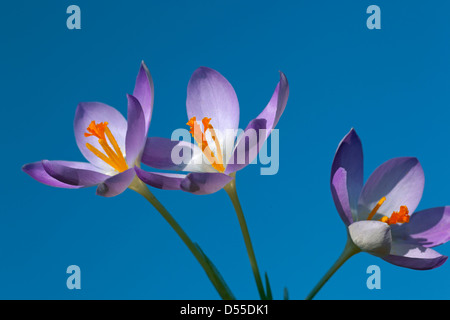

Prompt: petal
[
  {"left": 186, "top": 67, "right": 239, "bottom": 146},
  {"left": 330, "top": 129, "right": 363, "bottom": 215},
  {"left": 392, "top": 207, "right": 450, "bottom": 248},
  {"left": 135, "top": 167, "right": 186, "bottom": 190},
  {"left": 330, "top": 168, "right": 354, "bottom": 226},
  {"left": 180, "top": 172, "right": 233, "bottom": 195},
  {"left": 22, "top": 161, "right": 83, "bottom": 189},
  {"left": 348, "top": 220, "right": 392, "bottom": 257},
  {"left": 357, "top": 157, "right": 424, "bottom": 221},
  {"left": 133, "top": 61, "right": 154, "bottom": 133},
  {"left": 225, "top": 72, "right": 289, "bottom": 173},
  {"left": 42, "top": 160, "right": 109, "bottom": 187},
  {"left": 96, "top": 168, "right": 136, "bottom": 197},
  {"left": 141, "top": 137, "right": 216, "bottom": 173},
  {"left": 125, "top": 94, "right": 147, "bottom": 165},
  {"left": 382, "top": 241, "right": 448, "bottom": 270},
  {"left": 74, "top": 102, "right": 127, "bottom": 171}
]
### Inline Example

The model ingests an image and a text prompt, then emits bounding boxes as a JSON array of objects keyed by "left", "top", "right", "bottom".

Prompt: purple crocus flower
[
  {"left": 135, "top": 67, "right": 289, "bottom": 194},
  {"left": 331, "top": 129, "right": 450, "bottom": 269},
  {"left": 23, "top": 61, "right": 154, "bottom": 197},
  {"left": 306, "top": 128, "right": 450, "bottom": 300}
]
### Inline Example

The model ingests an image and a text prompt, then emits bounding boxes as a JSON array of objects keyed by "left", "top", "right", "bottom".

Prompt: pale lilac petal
[
  {"left": 42, "top": 160, "right": 109, "bottom": 187},
  {"left": 225, "top": 72, "right": 289, "bottom": 173},
  {"left": 74, "top": 102, "right": 127, "bottom": 171},
  {"left": 382, "top": 241, "right": 448, "bottom": 270},
  {"left": 133, "top": 61, "right": 154, "bottom": 133},
  {"left": 96, "top": 168, "right": 136, "bottom": 197},
  {"left": 330, "top": 129, "right": 363, "bottom": 215},
  {"left": 186, "top": 67, "right": 239, "bottom": 147},
  {"left": 135, "top": 167, "right": 186, "bottom": 190},
  {"left": 392, "top": 207, "right": 450, "bottom": 248},
  {"left": 330, "top": 168, "right": 354, "bottom": 226},
  {"left": 180, "top": 172, "right": 233, "bottom": 195},
  {"left": 22, "top": 161, "right": 83, "bottom": 189},
  {"left": 125, "top": 94, "right": 146, "bottom": 165},
  {"left": 141, "top": 137, "right": 216, "bottom": 173},
  {"left": 348, "top": 220, "right": 392, "bottom": 257},
  {"left": 357, "top": 157, "right": 424, "bottom": 221}
]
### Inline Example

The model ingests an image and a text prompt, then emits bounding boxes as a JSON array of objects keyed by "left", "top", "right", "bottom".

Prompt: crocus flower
[
  {"left": 331, "top": 129, "right": 450, "bottom": 269},
  {"left": 135, "top": 67, "right": 289, "bottom": 194},
  {"left": 23, "top": 61, "right": 154, "bottom": 197}
]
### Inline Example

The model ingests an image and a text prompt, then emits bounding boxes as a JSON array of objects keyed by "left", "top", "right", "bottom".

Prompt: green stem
[
  {"left": 224, "top": 174, "right": 267, "bottom": 300},
  {"left": 305, "top": 236, "right": 360, "bottom": 300},
  {"left": 129, "top": 178, "right": 234, "bottom": 300}
]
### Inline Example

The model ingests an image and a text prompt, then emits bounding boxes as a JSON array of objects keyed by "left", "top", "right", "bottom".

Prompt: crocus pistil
[
  {"left": 367, "top": 196, "right": 410, "bottom": 225},
  {"left": 84, "top": 120, "right": 129, "bottom": 172},
  {"left": 187, "top": 116, "right": 225, "bottom": 173}
]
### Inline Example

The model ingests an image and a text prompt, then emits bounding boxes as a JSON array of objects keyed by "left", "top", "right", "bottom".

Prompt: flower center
[
  {"left": 187, "top": 117, "right": 225, "bottom": 173},
  {"left": 367, "top": 197, "right": 410, "bottom": 225},
  {"left": 84, "top": 121, "right": 129, "bottom": 172}
]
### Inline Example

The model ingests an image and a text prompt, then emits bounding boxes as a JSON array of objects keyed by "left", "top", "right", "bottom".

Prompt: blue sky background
[{"left": 1, "top": 1, "right": 450, "bottom": 299}]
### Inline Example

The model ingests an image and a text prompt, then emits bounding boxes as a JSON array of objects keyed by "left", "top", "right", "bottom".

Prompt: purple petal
[
  {"left": 331, "top": 168, "right": 354, "bottom": 226},
  {"left": 42, "top": 160, "right": 109, "bottom": 187},
  {"left": 22, "top": 161, "right": 83, "bottom": 189},
  {"left": 330, "top": 129, "right": 363, "bottom": 215},
  {"left": 141, "top": 137, "right": 216, "bottom": 173},
  {"left": 357, "top": 157, "right": 424, "bottom": 221},
  {"left": 225, "top": 72, "right": 289, "bottom": 173},
  {"left": 135, "top": 167, "right": 186, "bottom": 190},
  {"left": 96, "top": 168, "right": 136, "bottom": 197},
  {"left": 382, "top": 241, "right": 448, "bottom": 270},
  {"left": 392, "top": 207, "right": 450, "bottom": 248},
  {"left": 133, "top": 61, "right": 154, "bottom": 133},
  {"left": 180, "top": 172, "right": 233, "bottom": 195},
  {"left": 125, "top": 94, "right": 147, "bottom": 165},
  {"left": 74, "top": 102, "right": 127, "bottom": 171},
  {"left": 252, "top": 71, "right": 289, "bottom": 136},
  {"left": 186, "top": 67, "right": 239, "bottom": 138}
]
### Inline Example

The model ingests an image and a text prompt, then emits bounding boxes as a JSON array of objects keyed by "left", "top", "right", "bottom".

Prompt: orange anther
[
  {"left": 84, "top": 121, "right": 128, "bottom": 172},
  {"left": 187, "top": 117, "right": 225, "bottom": 173}
]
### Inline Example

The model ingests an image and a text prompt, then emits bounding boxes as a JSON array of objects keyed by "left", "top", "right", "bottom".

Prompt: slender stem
[
  {"left": 224, "top": 174, "right": 267, "bottom": 300},
  {"left": 129, "top": 178, "right": 234, "bottom": 300},
  {"left": 305, "top": 236, "right": 360, "bottom": 300}
]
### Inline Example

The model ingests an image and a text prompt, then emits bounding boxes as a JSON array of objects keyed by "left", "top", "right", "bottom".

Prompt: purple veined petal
[
  {"left": 180, "top": 172, "right": 233, "bottom": 195},
  {"left": 42, "top": 160, "right": 109, "bottom": 187},
  {"left": 225, "top": 72, "right": 289, "bottom": 174},
  {"left": 74, "top": 102, "right": 128, "bottom": 171},
  {"left": 357, "top": 157, "right": 424, "bottom": 221},
  {"left": 330, "top": 129, "right": 363, "bottom": 214},
  {"left": 135, "top": 167, "right": 187, "bottom": 190},
  {"left": 22, "top": 161, "right": 83, "bottom": 189},
  {"left": 253, "top": 71, "right": 289, "bottom": 137},
  {"left": 382, "top": 241, "right": 448, "bottom": 270},
  {"left": 141, "top": 137, "right": 216, "bottom": 173},
  {"left": 125, "top": 94, "right": 147, "bottom": 165},
  {"left": 330, "top": 168, "right": 354, "bottom": 226},
  {"left": 186, "top": 67, "right": 239, "bottom": 147},
  {"left": 96, "top": 168, "right": 136, "bottom": 197},
  {"left": 392, "top": 207, "right": 450, "bottom": 248},
  {"left": 133, "top": 61, "right": 154, "bottom": 133}
]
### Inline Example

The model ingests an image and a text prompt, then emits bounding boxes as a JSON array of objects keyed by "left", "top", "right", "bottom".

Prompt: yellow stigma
[
  {"left": 367, "top": 197, "right": 386, "bottom": 220},
  {"left": 84, "top": 121, "right": 128, "bottom": 172},
  {"left": 367, "top": 196, "right": 410, "bottom": 225},
  {"left": 187, "top": 117, "right": 225, "bottom": 173}
]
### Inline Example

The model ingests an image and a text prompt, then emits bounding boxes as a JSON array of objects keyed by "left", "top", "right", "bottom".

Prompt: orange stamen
[
  {"left": 187, "top": 117, "right": 225, "bottom": 173},
  {"left": 84, "top": 121, "right": 128, "bottom": 172},
  {"left": 367, "top": 197, "right": 386, "bottom": 220},
  {"left": 380, "top": 206, "right": 410, "bottom": 225},
  {"left": 85, "top": 121, "right": 108, "bottom": 140}
]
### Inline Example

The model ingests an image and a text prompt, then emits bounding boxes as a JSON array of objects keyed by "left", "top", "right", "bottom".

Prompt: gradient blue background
[{"left": 2, "top": 1, "right": 450, "bottom": 299}]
